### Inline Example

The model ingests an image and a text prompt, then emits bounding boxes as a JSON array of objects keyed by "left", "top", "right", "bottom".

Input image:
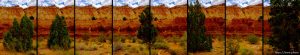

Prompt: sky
[{"left": 0, "top": 0, "right": 270, "bottom": 9}]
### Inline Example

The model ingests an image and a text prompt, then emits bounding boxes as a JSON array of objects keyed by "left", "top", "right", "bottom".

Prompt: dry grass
[
  {"left": 190, "top": 36, "right": 264, "bottom": 55},
  {"left": 76, "top": 37, "right": 112, "bottom": 55},
  {"left": 0, "top": 39, "right": 37, "bottom": 55},
  {"left": 37, "top": 37, "right": 75, "bottom": 55}
]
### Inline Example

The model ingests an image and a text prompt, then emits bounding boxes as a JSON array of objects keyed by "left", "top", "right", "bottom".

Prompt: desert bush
[
  {"left": 82, "top": 33, "right": 90, "bottom": 41},
  {"left": 153, "top": 42, "right": 169, "bottom": 49},
  {"left": 187, "top": 0, "right": 212, "bottom": 52},
  {"left": 226, "top": 39, "right": 240, "bottom": 55},
  {"left": 98, "top": 34, "right": 107, "bottom": 43},
  {"left": 240, "top": 48, "right": 254, "bottom": 55},
  {"left": 47, "top": 15, "right": 71, "bottom": 50},
  {"left": 91, "top": 16, "right": 96, "bottom": 20},
  {"left": 121, "top": 37, "right": 126, "bottom": 43},
  {"left": 150, "top": 50, "right": 158, "bottom": 55},
  {"left": 217, "top": 35, "right": 225, "bottom": 41},
  {"left": 3, "top": 31, "right": 16, "bottom": 51},
  {"left": 247, "top": 35, "right": 259, "bottom": 44},
  {"left": 131, "top": 37, "right": 138, "bottom": 43},
  {"left": 268, "top": 0, "right": 300, "bottom": 52},
  {"left": 170, "top": 36, "right": 181, "bottom": 43},
  {"left": 180, "top": 33, "right": 187, "bottom": 47},
  {"left": 123, "top": 17, "right": 127, "bottom": 21},
  {"left": 113, "top": 42, "right": 123, "bottom": 52},
  {"left": 169, "top": 50, "right": 177, "bottom": 55},
  {"left": 29, "top": 16, "right": 34, "bottom": 20},
  {"left": 114, "top": 36, "right": 126, "bottom": 43}
]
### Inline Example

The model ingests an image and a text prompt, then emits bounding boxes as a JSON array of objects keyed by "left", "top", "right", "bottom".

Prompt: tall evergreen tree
[
  {"left": 47, "top": 15, "right": 71, "bottom": 50},
  {"left": 137, "top": 7, "right": 158, "bottom": 54},
  {"left": 3, "top": 18, "right": 22, "bottom": 51},
  {"left": 187, "top": 0, "right": 212, "bottom": 52},
  {"left": 3, "top": 16, "right": 34, "bottom": 52},
  {"left": 20, "top": 15, "right": 34, "bottom": 51},
  {"left": 268, "top": 0, "right": 300, "bottom": 52}
]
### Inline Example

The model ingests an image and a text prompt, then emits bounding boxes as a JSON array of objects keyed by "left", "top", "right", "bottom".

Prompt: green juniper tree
[
  {"left": 47, "top": 15, "right": 71, "bottom": 50},
  {"left": 3, "top": 15, "right": 34, "bottom": 52},
  {"left": 268, "top": 0, "right": 300, "bottom": 52},
  {"left": 20, "top": 15, "right": 34, "bottom": 51},
  {"left": 137, "top": 7, "right": 158, "bottom": 54},
  {"left": 187, "top": 0, "right": 212, "bottom": 52},
  {"left": 3, "top": 18, "right": 20, "bottom": 51}
]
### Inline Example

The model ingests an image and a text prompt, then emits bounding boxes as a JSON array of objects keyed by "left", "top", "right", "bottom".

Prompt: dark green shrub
[
  {"left": 3, "top": 19, "right": 19, "bottom": 51},
  {"left": 131, "top": 37, "right": 137, "bottom": 43},
  {"left": 3, "top": 31, "right": 15, "bottom": 51},
  {"left": 247, "top": 35, "right": 259, "bottom": 44},
  {"left": 226, "top": 39, "right": 240, "bottom": 55},
  {"left": 240, "top": 48, "right": 254, "bottom": 55},
  {"left": 20, "top": 15, "right": 34, "bottom": 51},
  {"left": 29, "top": 16, "right": 34, "bottom": 20},
  {"left": 268, "top": 0, "right": 300, "bottom": 52},
  {"left": 113, "top": 42, "right": 123, "bottom": 52},
  {"left": 91, "top": 16, "right": 96, "bottom": 20},
  {"left": 187, "top": 0, "right": 212, "bottom": 52},
  {"left": 123, "top": 17, "right": 127, "bottom": 21},
  {"left": 98, "top": 34, "right": 106, "bottom": 43},
  {"left": 153, "top": 42, "right": 169, "bottom": 49},
  {"left": 47, "top": 15, "right": 71, "bottom": 50}
]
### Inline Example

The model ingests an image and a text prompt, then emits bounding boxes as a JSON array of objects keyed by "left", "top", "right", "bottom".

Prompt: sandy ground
[
  {"left": 0, "top": 36, "right": 275, "bottom": 55},
  {"left": 37, "top": 37, "right": 75, "bottom": 55},
  {"left": 75, "top": 37, "right": 112, "bottom": 55},
  {"left": 190, "top": 37, "right": 268, "bottom": 55}
]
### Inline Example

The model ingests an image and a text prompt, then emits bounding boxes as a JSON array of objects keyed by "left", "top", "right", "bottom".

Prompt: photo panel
[
  {"left": 226, "top": 0, "right": 263, "bottom": 55},
  {"left": 150, "top": 0, "right": 187, "bottom": 55},
  {"left": 263, "top": 0, "right": 300, "bottom": 55},
  {"left": 0, "top": 0, "right": 37, "bottom": 54},
  {"left": 187, "top": 0, "right": 225, "bottom": 54},
  {"left": 75, "top": 0, "right": 112, "bottom": 55},
  {"left": 38, "top": 0, "right": 75, "bottom": 54},
  {"left": 113, "top": 0, "right": 152, "bottom": 55}
]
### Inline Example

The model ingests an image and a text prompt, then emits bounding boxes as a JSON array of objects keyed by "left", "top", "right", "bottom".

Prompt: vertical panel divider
[
  {"left": 224, "top": 0, "right": 227, "bottom": 55},
  {"left": 36, "top": 0, "right": 39, "bottom": 54},
  {"left": 149, "top": 0, "right": 151, "bottom": 55},
  {"left": 111, "top": 0, "right": 114, "bottom": 55},
  {"left": 262, "top": 0, "right": 265, "bottom": 55},
  {"left": 74, "top": 0, "right": 76, "bottom": 55},
  {"left": 186, "top": 0, "right": 189, "bottom": 54}
]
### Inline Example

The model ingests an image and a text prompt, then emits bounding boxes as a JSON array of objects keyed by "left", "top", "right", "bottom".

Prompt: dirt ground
[
  {"left": 75, "top": 37, "right": 112, "bottom": 55},
  {"left": 37, "top": 37, "right": 75, "bottom": 55},
  {"left": 190, "top": 36, "right": 269, "bottom": 55}
]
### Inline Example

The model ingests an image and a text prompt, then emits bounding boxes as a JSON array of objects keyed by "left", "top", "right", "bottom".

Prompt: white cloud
[
  {"left": 0, "top": 0, "right": 18, "bottom": 7},
  {"left": 264, "top": 0, "right": 270, "bottom": 7},
  {"left": 151, "top": 0, "right": 187, "bottom": 8},
  {"left": 189, "top": 0, "right": 224, "bottom": 8},
  {"left": 226, "top": 0, "right": 264, "bottom": 8},
  {"left": 38, "top": 0, "right": 54, "bottom": 7}
]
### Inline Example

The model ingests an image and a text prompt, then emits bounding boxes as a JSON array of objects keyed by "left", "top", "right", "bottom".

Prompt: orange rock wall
[{"left": 0, "top": 6, "right": 271, "bottom": 37}]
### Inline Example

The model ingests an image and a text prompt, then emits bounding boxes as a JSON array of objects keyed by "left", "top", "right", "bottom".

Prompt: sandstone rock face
[
  {"left": 0, "top": 6, "right": 271, "bottom": 37},
  {"left": 0, "top": 7, "right": 38, "bottom": 37},
  {"left": 38, "top": 6, "right": 75, "bottom": 37}
]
